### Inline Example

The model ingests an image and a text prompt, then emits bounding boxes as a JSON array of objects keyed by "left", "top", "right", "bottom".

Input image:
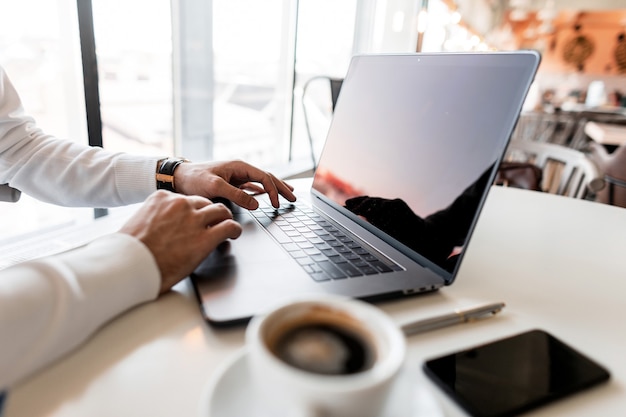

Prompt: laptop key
[
  {"left": 343, "top": 253, "right": 360, "bottom": 261},
  {"left": 309, "top": 271, "right": 331, "bottom": 282},
  {"left": 317, "top": 261, "right": 347, "bottom": 279},
  {"left": 296, "top": 256, "right": 315, "bottom": 266},
  {"left": 352, "top": 259, "right": 369, "bottom": 268},
  {"left": 311, "top": 253, "right": 327, "bottom": 263},
  {"left": 264, "top": 222, "right": 291, "bottom": 244},
  {"left": 336, "top": 262, "right": 363, "bottom": 277},
  {"left": 370, "top": 260, "right": 393, "bottom": 273},
  {"left": 304, "top": 247, "right": 321, "bottom": 256},
  {"left": 282, "top": 242, "right": 300, "bottom": 252},
  {"left": 290, "top": 250, "right": 307, "bottom": 259},
  {"left": 314, "top": 242, "right": 332, "bottom": 251},
  {"left": 357, "top": 265, "right": 379, "bottom": 275},
  {"left": 327, "top": 255, "right": 346, "bottom": 264},
  {"left": 251, "top": 210, "right": 267, "bottom": 219},
  {"left": 304, "top": 266, "right": 331, "bottom": 282}
]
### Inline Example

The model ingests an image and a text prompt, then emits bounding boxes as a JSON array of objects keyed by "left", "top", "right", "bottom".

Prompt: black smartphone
[{"left": 423, "top": 329, "right": 610, "bottom": 417}]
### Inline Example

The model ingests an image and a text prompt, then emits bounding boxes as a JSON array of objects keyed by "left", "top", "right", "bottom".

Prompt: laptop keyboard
[{"left": 252, "top": 199, "right": 402, "bottom": 282}]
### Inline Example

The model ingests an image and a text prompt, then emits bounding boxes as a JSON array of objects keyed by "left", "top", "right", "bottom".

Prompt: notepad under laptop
[{"left": 191, "top": 51, "right": 540, "bottom": 325}]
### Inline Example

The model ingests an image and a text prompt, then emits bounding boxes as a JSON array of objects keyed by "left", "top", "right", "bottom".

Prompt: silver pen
[{"left": 400, "top": 302, "right": 506, "bottom": 336}]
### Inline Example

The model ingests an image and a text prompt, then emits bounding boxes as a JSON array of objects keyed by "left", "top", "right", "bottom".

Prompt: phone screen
[{"left": 423, "top": 329, "right": 610, "bottom": 417}]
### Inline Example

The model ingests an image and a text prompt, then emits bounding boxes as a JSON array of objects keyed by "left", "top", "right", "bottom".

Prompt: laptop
[{"left": 191, "top": 51, "right": 540, "bottom": 325}]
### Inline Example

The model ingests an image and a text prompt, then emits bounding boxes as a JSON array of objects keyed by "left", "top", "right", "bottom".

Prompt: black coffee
[{"left": 272, "top": 323, "right": 375, "bottom": 375}]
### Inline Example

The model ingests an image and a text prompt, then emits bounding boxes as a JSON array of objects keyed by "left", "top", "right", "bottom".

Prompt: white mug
[{"left": 246, "top": 295, "right": 406, "bottom": 417}]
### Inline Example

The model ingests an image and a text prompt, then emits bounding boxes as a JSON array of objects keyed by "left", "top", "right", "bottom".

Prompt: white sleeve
[
  {"left": 0, "top": 233, "right": 161, "bottom": 390},
  {"left": 0, "top": 65, "right": 162, "bottom": 207}
]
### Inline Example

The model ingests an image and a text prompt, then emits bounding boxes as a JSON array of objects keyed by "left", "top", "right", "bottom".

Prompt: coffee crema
[{"left": 271, "top": 323, "right": 376, "bottom": 375}]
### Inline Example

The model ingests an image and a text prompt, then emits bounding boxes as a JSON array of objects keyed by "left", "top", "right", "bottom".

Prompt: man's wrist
[{"left": 155, "top": 157, "right": 189, "bottom": 192}]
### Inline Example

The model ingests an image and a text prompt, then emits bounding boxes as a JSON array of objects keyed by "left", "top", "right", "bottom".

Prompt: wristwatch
[{"left": 156, "top": 157, "right": 189, "bottom": 192}]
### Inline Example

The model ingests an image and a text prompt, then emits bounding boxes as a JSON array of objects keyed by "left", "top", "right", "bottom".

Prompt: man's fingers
[
  {"left": 177, "top": 160, "right": 297, "bottom": 209},
  {"left": 198, "top": 202, "right": 235, "bottom": 225},
  {"left": 239, "top": 182, "right": 265, "bottom": 194},
  {"left": 206, "top": 180, "right": 260, "bottom": 210},
  {"left": 264, "top": 172, "right": 297, "bottom": 207},
  {"left": 206, "top": 218, "right": 243, "bottom": 241},
  {"left": 187, "top": 194, "right": 214, "bottom": 209},
  {"left": 227, "top": 162, "right": 296, "bottom": 207}
]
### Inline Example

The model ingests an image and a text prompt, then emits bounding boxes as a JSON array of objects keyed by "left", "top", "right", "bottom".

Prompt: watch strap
[{"left": 156, "top": 158, "right": 189, "bottom": 192}]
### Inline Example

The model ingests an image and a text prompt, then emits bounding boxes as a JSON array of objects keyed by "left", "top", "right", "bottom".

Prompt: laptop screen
[{"left": 312, "top": 52, "right": 539, "bottom": 277}]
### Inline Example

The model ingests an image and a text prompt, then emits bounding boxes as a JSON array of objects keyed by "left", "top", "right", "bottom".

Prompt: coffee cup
[{"left": 246, "top": 295, "right": 406, "bottom": 417}]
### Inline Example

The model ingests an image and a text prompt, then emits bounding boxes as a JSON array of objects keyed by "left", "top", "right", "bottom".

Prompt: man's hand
[
  {"left": 119, "top": 191, "right": 243, "bottom": 294},
  {"left": 173, "top": 160, "right": 296, "bottom": 210}
]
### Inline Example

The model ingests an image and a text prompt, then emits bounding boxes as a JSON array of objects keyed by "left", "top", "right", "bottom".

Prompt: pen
[{"left": 400, "top": 302, "right": 506, "bottom": 336}]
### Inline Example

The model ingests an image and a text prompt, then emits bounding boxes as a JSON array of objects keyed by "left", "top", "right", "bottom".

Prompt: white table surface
[{"left": 4, "top": 183, "right": 626, "bottom": 417}]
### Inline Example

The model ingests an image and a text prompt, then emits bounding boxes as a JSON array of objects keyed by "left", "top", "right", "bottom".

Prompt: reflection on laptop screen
[{"left": 312, "top": 53, "right": 537, "bottom": 275}]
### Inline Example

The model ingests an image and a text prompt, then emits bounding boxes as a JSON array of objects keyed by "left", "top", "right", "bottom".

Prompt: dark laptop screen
[{"left": 312, "top": 52, "right": 539, "bottom": 277}]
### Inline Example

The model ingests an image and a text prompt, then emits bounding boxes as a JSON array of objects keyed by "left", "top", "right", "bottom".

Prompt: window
[
  {"left": 293, "top": 0, "right": 419, "bottom": 165},
  {"left": 1, "top": 0, "right": 422, "bottom": 239},
  {"left": 0, "top": 0, "right": 93, "bottom": 238},
  {"left": 208, "top": 0, "right": 294, "bottom": 165},
  {"left": 92, "top": 0, "right": 174, "bottom": 156},
  {"left": 292, "top": 0, "right": 358, "bottom": 166}
]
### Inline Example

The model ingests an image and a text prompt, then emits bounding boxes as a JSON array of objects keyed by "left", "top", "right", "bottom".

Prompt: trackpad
[
  {"left": 193, "top": 210, "right": 290, "bottom": 273},
  {"left": 191, "top": 209, "right": 321, "bottom": 324}
]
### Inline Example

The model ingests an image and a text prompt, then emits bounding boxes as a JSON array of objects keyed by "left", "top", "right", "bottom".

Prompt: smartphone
[{"left": 423, "top": 329, "right": 610, "bottom": 417}]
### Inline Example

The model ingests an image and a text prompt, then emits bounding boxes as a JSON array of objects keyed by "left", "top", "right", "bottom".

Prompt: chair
[
  {"left": 569, "top": 111, "right": 626, "bottom": 151},
  {"left": 502, "top": 140, "right": 605, "bottom": 199},
  {"left": 301, "top": 76, "right": 343, "bottom": 169},
  {"left": 511, "top": 112, "right": 578, "bottom": 146},
  {"left": 587, "top": 141, "right": 626, "bottom": 208}
]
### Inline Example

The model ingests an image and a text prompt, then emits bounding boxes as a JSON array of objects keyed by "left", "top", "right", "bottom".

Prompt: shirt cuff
[
  {"left": 53, "top": 232, "right": 161, "bottom": 327},
  {"left": 114, "top": 155, "right": 165, "bottom": 204}
]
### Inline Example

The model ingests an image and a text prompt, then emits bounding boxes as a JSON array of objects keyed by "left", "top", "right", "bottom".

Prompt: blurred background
[{"left": 1, "top": 0, "right": 624, "bottom": 238}]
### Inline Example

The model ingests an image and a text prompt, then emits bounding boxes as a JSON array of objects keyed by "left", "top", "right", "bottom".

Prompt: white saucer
[{"left": 199, "top": 348, "right": 445, "bottom": 417}]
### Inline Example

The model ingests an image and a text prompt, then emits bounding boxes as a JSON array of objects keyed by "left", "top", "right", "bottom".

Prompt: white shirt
[{"left": 0, "top": 65, "right": 162, "bottom": 389}]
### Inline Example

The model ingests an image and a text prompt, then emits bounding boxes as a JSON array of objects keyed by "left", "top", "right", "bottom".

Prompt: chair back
[
  {"left": 301, "top": 76, "right": 344, "bottom": 168},
  {"left": 511, "top": 112, "right": 578, "bottom": 146},
  {"left": 588, "top": 141, "right": 626, "bottom": 208},
  {"left": 503, "top": 140, "right": 605, "bottom": 199}
]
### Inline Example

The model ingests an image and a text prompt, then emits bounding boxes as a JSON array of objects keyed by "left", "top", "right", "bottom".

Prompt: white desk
[{"left": 5, "top": 184, "right": 626, "bottom": 417}]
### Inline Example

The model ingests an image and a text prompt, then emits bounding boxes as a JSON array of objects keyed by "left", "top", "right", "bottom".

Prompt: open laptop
[{"left": 191, "top": 51, "right": 540, "bottom": 325}]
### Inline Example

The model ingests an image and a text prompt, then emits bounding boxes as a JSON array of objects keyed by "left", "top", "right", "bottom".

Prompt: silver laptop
[{"left": 191, "top": 51, "right": 540, "bottom": 325}]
